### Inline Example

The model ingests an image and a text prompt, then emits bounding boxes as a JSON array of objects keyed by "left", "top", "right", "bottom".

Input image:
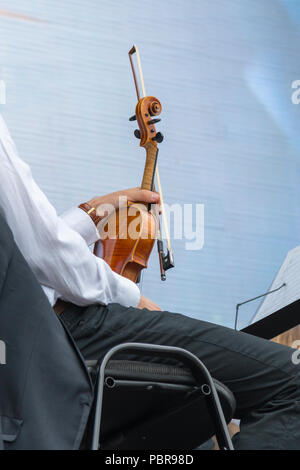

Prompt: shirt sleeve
[
  {"left": 0, "top": 114, "right": 141, "bottom": 308},
  {"left": 61, "top": 206, "right": 100, "bottom": 246}
]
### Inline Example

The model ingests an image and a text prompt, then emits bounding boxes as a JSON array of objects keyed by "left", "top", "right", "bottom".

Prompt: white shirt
[{"left": 0, "top": 114, "right": 141, "bottom": 308}]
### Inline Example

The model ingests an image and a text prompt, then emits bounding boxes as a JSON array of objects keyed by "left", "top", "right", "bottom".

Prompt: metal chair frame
[{"left": 87, "top": 342, "right": 234, "bottom": 450}]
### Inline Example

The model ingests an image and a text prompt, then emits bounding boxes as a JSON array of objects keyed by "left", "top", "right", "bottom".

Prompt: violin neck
[{"left": 141, "top": 142, "right": 158, "bottom": 191}]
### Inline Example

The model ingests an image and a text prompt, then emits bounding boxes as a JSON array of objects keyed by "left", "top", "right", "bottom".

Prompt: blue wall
[{"left": 0, "top": 0, "right": 299, "bottom": 328}]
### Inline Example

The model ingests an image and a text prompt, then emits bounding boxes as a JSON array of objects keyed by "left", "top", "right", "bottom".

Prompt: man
[{"left": 0, "top": 113, "right": 299, "bottom": 449}]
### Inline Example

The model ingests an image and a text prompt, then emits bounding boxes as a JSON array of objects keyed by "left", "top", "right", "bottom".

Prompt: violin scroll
[{"left": 131, "top": 96, "right": 163, "bottom": 148}]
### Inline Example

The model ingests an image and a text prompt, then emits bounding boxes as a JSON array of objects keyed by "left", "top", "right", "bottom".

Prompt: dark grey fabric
[{"left": 0, "top": 214, "right": 93, "bottom": 449}]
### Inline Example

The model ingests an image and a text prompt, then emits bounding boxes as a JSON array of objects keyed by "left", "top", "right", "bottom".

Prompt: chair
[{"left": 83, "top": 343, "right": 236, "bottom": 450}]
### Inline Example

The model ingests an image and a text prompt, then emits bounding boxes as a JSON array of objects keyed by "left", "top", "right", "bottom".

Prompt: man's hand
[
  {"left": 88, "top": 187, "right": 160, "bottom": 221},
  {"left": 138, "top": 295, "right": 162, "bottom": 311}
]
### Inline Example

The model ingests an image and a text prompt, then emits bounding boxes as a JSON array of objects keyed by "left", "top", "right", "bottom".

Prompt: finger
[{"left": 131, "top": 188, "right": 160, "bottom": 204}]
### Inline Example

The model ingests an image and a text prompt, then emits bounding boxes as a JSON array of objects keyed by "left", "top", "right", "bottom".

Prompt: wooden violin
[{"left": 94, "top": 45, "right": 174, "bottom": 283}]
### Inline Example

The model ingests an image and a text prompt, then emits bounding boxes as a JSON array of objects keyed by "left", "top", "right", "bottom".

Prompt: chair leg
[
  {"left": 89, "top": 342, "right": 234, "bottom": 450},
  {"left": 203, "top": 384, "right": 234, "bottom": 450},
  {"left": 89, "top": 362, "right": 102, "bottom": 450}
]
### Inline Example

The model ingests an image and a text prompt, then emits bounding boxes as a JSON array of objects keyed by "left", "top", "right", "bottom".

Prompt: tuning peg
[
  {"left": 134, "top": 129, "right": 141, "bottom": 139},
  {"left": 129, "top": 115, "right": 137, "bottom": 121},
  {"left": 152, "top": 132, "right": 164, "bottom": 143},
  {"left": 147, "top": 118, "right": 161, "bottom": 125}
]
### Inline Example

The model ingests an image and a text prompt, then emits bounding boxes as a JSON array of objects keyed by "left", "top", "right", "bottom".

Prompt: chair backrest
[{"left": 86, "top": 358, "right": 236, "bottom": 450}]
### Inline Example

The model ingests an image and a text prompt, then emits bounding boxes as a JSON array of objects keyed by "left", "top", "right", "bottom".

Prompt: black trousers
[{"left": 60, "top": 302, "right": 300, "bottom": 450}]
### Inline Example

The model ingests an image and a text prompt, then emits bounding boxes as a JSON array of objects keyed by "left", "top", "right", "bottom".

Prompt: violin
[{"left": 94, "top": 45, "right": 174, "bottom": 283}]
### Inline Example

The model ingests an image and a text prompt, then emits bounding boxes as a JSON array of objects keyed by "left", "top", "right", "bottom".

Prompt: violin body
[{"left": 94, "top": 202, "right": 158, "bottom": 283}]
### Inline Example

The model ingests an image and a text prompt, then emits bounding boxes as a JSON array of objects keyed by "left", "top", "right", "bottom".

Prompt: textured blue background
[{"left": 0, "top": 0, "right": 299, "bottom": 328}]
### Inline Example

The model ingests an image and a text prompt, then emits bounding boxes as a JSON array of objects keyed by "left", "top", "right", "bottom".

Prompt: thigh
[{"left": 61, "top": 302, "right": 300, "bottom": 416}]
